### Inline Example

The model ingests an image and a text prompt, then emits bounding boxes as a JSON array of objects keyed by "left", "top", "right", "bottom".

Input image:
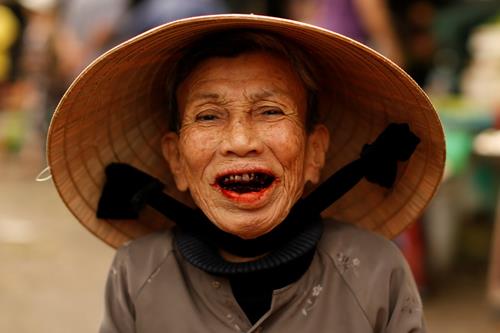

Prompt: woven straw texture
[{"left": 47, "top": 15, "right": 445, "bottom": 248}]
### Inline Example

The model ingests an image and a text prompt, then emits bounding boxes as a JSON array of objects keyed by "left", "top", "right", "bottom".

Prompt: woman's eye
[
  {"left": 195, "top": 114, "right": 218, "bottom": 122},
  {"left": 261, "top": 108, "right": 284, "bottom": 116}
]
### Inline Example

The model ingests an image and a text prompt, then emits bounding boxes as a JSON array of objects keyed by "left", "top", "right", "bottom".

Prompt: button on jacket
[{"left": 100, "top": 222, "right": 425, "bottom": 332}]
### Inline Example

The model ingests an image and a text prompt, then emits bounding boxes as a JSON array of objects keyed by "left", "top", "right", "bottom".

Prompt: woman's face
[{"left": 162, "top": 51, "right": 328, "bottom": 239}]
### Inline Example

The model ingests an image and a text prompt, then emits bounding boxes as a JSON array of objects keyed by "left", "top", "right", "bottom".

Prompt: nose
[{"left": 220, "top": 117, "right": 263, "bottom": 157}]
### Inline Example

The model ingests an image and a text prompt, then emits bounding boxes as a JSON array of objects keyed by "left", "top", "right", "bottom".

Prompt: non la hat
[{"left": 47, "top": 14, "right": 446, "bottom": 249}]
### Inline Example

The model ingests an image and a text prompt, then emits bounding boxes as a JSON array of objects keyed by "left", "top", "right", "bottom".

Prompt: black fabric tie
[
  {"left": 97, "top": 123, "right": 420, "bottom": 257},
  {"left": 299, "top": 122, "right": 420, "bottom": 215}
]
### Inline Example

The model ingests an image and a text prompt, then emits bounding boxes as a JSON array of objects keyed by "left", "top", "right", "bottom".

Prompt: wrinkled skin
[{"left": 162, "top": 52, "right": 329, "bottom": 240}]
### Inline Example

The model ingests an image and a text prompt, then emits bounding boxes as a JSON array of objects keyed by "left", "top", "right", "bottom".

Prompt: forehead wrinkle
[{"left": 191, "top": 88, "right": 287, "bottom": 108}]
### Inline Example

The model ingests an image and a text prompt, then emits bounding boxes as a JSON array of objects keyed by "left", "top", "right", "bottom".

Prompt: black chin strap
[{"left": 97, "top": 123, "right": 420, "bottom": 257}]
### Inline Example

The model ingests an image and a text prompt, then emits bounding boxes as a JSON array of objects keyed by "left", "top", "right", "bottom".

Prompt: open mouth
[{"left": 216, "top": 172, "right": 276, "bottom": 194}]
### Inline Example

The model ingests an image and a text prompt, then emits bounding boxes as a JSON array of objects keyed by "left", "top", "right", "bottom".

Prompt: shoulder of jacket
[
  {"left": 318, "top": 221, "right": 411, "bottom": 325},
  {"left": 120, "top": 229, "right": 175, "bottom": 259},
  {"left": 113, "top": 229, "right": 176, "bottom": 298},
  {"left": 318, "top": 220, "right": 403, "bottom": 268}
]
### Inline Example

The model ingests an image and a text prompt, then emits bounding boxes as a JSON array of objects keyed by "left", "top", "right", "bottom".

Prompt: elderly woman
[{"left": 47, "top": 15, "right": 445, "bottom": 333}]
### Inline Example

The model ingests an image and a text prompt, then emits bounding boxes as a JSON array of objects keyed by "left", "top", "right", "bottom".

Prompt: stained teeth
[
  {"left": 218, "top": 172, "right": 275, "bottom": 193},
  {"left": 221, "top": 173, "right": 267, "bottom": 185}
]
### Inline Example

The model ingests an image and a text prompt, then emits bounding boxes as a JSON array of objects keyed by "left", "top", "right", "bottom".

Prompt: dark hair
[{"left": 165, "top": 30, "right": 320, "bottom": 132}]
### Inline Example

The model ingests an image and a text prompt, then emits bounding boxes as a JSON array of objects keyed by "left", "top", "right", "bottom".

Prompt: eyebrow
[
  {"left": 189, "top": 92, "right": 223, "bottom": 102},
  {"left": 247, "top": 90, "right": 273, "bottom": 101},
  {"left": 246, "top": 88, "right": 293, "bottom": 104}
]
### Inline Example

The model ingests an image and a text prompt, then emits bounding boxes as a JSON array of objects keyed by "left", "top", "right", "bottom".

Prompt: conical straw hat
[{"left": 47, "top": 14, "right": 445, "bottom": 248}]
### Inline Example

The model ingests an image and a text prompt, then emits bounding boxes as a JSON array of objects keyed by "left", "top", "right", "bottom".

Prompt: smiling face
[{"left": 162, "top": 51, "right": 329, "bottom": 239}]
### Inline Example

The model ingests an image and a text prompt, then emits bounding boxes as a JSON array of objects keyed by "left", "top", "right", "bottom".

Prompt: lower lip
[
  {"left": 215, "top": 182, "right": 276, "bottom": 205},
  {"left": 220, "top": 188, "right": 268, "bottom": 203}
]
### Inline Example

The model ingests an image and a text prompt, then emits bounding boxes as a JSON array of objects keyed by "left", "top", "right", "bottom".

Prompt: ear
[
  {"left": 304, "top": 124, "right": 330, "bottom": 184},
  {"left": 161, "top": 132, "right": 189, "bottom": 191}
]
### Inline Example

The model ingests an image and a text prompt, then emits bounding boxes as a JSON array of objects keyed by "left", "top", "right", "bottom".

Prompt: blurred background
[{"left": 1, "top": 0, "right": 500, "bottom": 332}]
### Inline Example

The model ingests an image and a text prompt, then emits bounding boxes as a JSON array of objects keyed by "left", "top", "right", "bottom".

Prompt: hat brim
[{"left": 47, "top": 14, "right": 445, "bottom": 248}]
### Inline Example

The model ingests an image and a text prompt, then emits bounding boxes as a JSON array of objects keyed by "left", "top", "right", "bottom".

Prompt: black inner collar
[{"left": 174, "top": 216, "right": 323, "bottom": 276}]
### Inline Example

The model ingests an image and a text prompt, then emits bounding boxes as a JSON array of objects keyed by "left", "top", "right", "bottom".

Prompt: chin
[{"left": 214, "top": 215, "right": 279, "bottom": 240}]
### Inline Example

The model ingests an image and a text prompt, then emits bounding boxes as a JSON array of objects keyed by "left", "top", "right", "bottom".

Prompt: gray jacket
[{"left": 100, "top": 222, "right": 425, "bottom": 332}]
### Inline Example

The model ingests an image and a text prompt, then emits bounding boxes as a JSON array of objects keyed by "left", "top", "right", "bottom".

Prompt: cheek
[
  {"left": 263, "top": 122, "right": 306, "bottom": 168},
  {"left": 178, "top": 128, "right": 220, "bottom": 174}
]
